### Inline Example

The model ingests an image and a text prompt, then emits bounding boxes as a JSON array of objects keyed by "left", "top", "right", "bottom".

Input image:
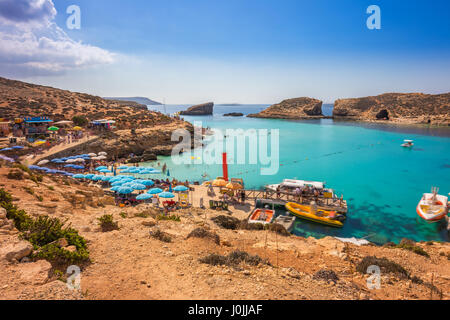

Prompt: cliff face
[
  {"left": 180, "top": 102, "right": 214, "bottom": 116},
  {"left": 333, "top": 93, "right": 450, "bottom": 125},
  {"left": 247, "top": 98, "right": 323, "bottom": 119}
]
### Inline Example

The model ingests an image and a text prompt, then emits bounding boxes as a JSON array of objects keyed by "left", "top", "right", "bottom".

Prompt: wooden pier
[{"left": 244, "top": 189, "right": 348, "bottom": 214}]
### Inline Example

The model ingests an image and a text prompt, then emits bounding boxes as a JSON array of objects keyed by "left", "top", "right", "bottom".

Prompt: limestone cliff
[
  {"left": 333, "top": 93, "right": 450, "bottom": 126},
  {"left": 247, "top": 98, "right": 323, "bottom": 119}
]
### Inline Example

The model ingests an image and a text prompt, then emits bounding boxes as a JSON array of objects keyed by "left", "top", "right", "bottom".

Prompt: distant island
[
  {"left": 216, "top": 103, "right": 245, "bottom": 106},
  {"left": 180, "top": 102, "right": 214, "bottom": 116},
  {"left": 104, "top": 97, "right": 162, "bottom": 105}
]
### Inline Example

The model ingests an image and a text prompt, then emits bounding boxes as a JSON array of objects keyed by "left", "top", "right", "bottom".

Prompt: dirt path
[{"left": 26, "top": 135, "right": 98, "bottom": 165}]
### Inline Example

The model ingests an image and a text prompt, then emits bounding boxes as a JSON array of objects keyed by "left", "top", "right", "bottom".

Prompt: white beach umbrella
[
  {"left": 97, "top": 155, "right": 107, "bottom": 160},
  {"left": 37, "top": 160, "right": 49, "bottom": 166},
  {"left": 98, "top": 151, "right": 107, "bottom": 156},
  {"left": 74, "top": 158, "right": 85, "bottom": 162},
  {"left": 91, "top": 156, "right": 101, "bottom": 160},
  {"left": 88, "top": 153, "right": 97, "bottom": 157},
  {"left": 65, "top": 159, "right": 77, "bottom": 163}
]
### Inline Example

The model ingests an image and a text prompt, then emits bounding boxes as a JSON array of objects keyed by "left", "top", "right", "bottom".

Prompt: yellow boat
[{"left": 285, "top": 202, "right": 344, "bottom": 228}]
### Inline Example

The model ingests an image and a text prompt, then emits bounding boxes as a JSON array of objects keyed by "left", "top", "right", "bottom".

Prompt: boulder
[
  {"left": 18, "top": 260, "right": 52, "bottom": 285},
  {"left": 180, "top": 102, "right": 214, "bottom": 116},
  {"left": 1, "top": 241, "right": 33, "bottom": 262}
]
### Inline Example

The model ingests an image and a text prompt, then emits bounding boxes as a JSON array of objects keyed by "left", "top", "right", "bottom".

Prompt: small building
[
  {"left": 23, "top": 116, "right": 53, "bottom": 142},
  {"left": 90, "top": 119, "right": 116, "bottom": 131},
  {"left": 0, "top": 118, "right": 10, "bottom": 137}
]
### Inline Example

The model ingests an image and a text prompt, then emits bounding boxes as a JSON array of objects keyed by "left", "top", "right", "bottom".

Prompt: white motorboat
[
  {"left": 416, "top": 187, "right": 448, "bottom": 222},
  {"left": 401, "top": 140, "right": 414, "bottom": 148}
]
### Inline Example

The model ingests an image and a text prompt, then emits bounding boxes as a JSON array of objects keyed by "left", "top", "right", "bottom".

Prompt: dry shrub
[
  {"left": 187, "top": 227, "right": 220, "bottom": 245},
  {"left": 149, "top": 228, "right": 172, "bottom": 243},
  {"left": 211, "top": 215, "right": 240, "bottom": 230},
  {"left": 313, "top": 269, "right": 339, "bottom": 283},
  {"left": 199, "top": 250, "right": 269, "bottom": 267},
  {"left": 356, "top": 256, "right": 409, "bottom": 279}
]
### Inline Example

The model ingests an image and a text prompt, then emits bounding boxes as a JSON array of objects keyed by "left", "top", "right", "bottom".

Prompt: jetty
[{"left": 244, "top": 188, "right": 348, "bottom": 214}]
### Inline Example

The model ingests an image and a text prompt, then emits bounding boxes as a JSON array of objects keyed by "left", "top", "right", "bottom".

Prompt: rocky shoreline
[{"left": 248, "top": 97, "right": 324, "bottom": 120}]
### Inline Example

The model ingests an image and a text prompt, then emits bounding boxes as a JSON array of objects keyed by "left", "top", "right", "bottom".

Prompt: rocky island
[
  {"left": 333, "top": 93, "right": 450, "bottom": 126},
  {"left": 247, "top": 97, "right": 324, "bottom": 119},
  {"left": 224, "top": 112, "right": 244, "bottom": 117},
  {"left": 180, "top": 102, "right": 214, "bottom": 116}
]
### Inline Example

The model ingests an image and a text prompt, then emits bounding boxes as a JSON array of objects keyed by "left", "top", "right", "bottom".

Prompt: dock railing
[{"left": 244, "top": 188, "right": 347, "bottom": 213}]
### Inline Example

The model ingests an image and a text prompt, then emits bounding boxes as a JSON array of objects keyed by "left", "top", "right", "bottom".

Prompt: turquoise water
[{"left": 146, "top": 104, "right": 450, "bottom": 244}]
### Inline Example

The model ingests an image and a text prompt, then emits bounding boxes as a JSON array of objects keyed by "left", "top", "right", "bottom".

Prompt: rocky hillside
[
  {"left": 0, "top": 77, "right": 178, "bottom": 129},
  {"left": 248, "top": 98, "right": 324, "bottom": 119},
  {"left": 333, "top": 93, "right": 450, "bottom": 125},
  {"left": 40, "top": 122, "right": 194, "bottom": 160},
  {"left": 0, "top": 164, "right": 449, "bottom": 300},
  {"left": 180, "top": 102, "right": 214, "bottom": 116}
]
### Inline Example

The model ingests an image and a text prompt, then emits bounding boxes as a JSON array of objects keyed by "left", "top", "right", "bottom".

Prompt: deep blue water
[{"left": 144, "top": 104, "right": 450, "bottom": 244}]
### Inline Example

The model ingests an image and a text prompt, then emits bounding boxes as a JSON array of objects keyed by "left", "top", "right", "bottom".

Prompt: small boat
[
  {"left": 248, "top": 208, "right": 275, "bottom": 225},
  {"left": 285, "top": 202, "right": 345, "bottom": 228},
  {"left": 401, "top": 140, "right": 414, "bottom": 148},
  {"left": 416, "top": 187, "right": 448, "bottom": 222},
  {"left": 274, "top": 215, "right": 296, "bottom": 232}
]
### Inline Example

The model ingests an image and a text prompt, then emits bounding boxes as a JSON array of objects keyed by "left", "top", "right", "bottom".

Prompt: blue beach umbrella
[
  {"left": 159, "top": 192, "right": 175, "bottom": 199},
  {"left": 28, "top": 165, "right": 41, "bottom": 170},
  {"left": 11, "top": 146, "right": 24, "bottom": 149},
  {"left": 147, "top": 188, "right": 163, "bottom": 195},
  {"left": 99, "top": 169, "right": 112, "bottom": 173},
  {"left": 174, "top": 185, "right": 189, "bottom": 192},
  {"left": 136, "top": 194, "right": 153, "bottom": 201},
  {"left": 140, "top": 180, "right": 155, "bottom": 187},
  {"left": 110, "top": 186, "right": 121, "bottom": 192},
  {"left": 95, "top": 166, "right": 108, "bottom": 171},
  {"left": 131, "top": 183, "right": 147, "bottom": 191},
  {"left": 118, "top": 187, "right": 134, "bottom": 194},
  {"left": 0, "top": 148, "right": 13, "bottom": 152},
  {"left": 118, "top": 166, "right": 129, "bottom": 170},
  {"left": 72, "top": 165, "right": 85, "bottom": 170},
  {"left": 73, "top": 174, "right": 86, "bottom": 179},
  {"left": 111, "top": 181, "right": 126, "bottom": 187},
  {"left": 91, "top": 175, "right": 104, "bottom": 181},
  {"left": 84, "top": 174, "right": 95, "bottom": 179},
  {"left": 101, "top": 176, "right": 112, "bottom": 182},
  {"left": 149, "top": 170, "right": 162, "bottom": 174}
]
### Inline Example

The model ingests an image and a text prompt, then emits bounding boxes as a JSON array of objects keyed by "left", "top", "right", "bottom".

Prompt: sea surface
[{"left": 145, "top": 104, "right": 450, "bottom": 244}]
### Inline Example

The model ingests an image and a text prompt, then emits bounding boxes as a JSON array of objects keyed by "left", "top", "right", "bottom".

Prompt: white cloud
[{"left": 0, "top": 0, "right": 115, "bottom": 76}]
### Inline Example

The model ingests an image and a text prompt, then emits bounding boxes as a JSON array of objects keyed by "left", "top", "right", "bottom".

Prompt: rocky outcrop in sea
[
  {"left": 247, "top": 98, "right": 324, "bottom": 119},
  {"left": 180, "top": 102, "right": 214, "bottom": 116}
]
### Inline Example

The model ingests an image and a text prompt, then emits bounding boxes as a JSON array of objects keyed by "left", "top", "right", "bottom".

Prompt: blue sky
[{"left": 1, "top": 0, "right": 449, "bottom": 103}]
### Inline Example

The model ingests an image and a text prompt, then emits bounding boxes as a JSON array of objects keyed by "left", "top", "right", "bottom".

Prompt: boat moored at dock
[{"left": 285, "top": 202, "right": 345, "bottom": 228}]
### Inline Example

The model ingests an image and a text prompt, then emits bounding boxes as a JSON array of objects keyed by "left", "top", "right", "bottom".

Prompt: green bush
[
  {"left": 72, "top": 115, "right": 88, "bottom": 127},
  {"left": 156, "top": 214, "right": 181, "bottom": 222},
  {"left": 97, "top": 214, "right": 119, "bottom": 232},
  {"left": 0, "top": 188, "right": 89, "bottom": 266},
  {"left": 7, "top": 169, "right": 24, "bottom": 180}
]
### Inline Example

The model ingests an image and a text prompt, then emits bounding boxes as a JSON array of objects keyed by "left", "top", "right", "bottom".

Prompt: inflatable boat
[
  {"left": 248, "top": 208, "right": 275, "bottom": 225},
  {"left": 285, "top": 202, "right": 344, "bottom": 228}
]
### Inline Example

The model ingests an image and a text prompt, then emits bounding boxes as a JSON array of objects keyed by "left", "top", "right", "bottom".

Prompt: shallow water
[{"left": 144, "top": 104, "right": 450, "bottom": 244}]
